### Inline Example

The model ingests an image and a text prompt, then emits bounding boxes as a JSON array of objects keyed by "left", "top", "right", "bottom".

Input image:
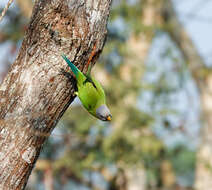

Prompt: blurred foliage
[
  {"left": 0, "top": 0, "right": 199, "bottom": 190},
  {"left": 0, "top": 8, "right": 27, "bottom": 42}
]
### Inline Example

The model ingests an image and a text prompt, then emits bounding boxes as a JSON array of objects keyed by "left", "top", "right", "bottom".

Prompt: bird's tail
[{"left": 61, "top": 54, "right": 80, "bottom": 77}]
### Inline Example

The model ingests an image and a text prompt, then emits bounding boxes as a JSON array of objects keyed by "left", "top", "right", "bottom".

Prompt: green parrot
[{"left": 62, "top": 54, "right": 112, "bottom": 121}]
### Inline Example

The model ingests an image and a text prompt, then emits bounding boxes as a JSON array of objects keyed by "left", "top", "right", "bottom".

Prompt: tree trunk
[
  {"left": 0, "top": 0, "right": 112, "bottom": 189},
  {"left": 195, "top": 77, "right": 212, "bottom": 190}
]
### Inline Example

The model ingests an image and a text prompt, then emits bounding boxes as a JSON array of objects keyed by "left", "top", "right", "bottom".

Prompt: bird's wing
[{"left": 83, "top": 75, "right": 97, "bottom": 90}]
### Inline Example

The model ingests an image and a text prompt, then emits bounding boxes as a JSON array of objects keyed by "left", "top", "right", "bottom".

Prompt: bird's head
[{"left": 96, "top": 104, "right": 112, "bottom": 121}]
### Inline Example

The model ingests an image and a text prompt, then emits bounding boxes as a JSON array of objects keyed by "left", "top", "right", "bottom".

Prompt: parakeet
[{"left": 62, "top": 54, "right": 112, "bottom": 121}]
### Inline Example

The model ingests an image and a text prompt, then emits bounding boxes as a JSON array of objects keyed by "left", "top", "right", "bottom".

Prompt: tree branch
[
  {"left": 0, "top": 0, "right": 112, "bottom": 189},
  {"left": 0, "top": 0, "right": 14, "bottom": 23},
  {"left": 160, "top": 0, "right": 208, "bottom": 86}
]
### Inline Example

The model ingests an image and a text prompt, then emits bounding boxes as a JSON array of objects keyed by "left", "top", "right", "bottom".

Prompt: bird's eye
[{"left": 98, "top": 114, "right": 106, "bottom": 121}]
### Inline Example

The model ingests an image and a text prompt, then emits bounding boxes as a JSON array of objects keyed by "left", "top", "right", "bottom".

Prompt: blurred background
[{"left": 0, "top": 0, "right": 212, "bottom": 190}]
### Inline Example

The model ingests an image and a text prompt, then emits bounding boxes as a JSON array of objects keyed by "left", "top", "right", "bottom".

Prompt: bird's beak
[{"left": 107, "top": 115, "right": 112, "bottom": 121}]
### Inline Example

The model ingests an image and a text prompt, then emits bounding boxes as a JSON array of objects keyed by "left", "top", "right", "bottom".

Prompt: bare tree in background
[
  {"left": 158, "top": 0, "right": 212, "bottom": 189},
  {"left": 0, "top": 0, "right": 112, "bottom": 189},
  {"left": 126, "top": 0, "right": 212, "bottom": 189}
]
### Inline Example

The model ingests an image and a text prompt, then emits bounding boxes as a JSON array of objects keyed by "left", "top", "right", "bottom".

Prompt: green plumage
[{"left": 62, "top": 54, "right": 111, "bottom": 121}]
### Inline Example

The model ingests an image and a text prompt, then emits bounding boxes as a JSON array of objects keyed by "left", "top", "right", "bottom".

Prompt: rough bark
[{"left": 0, "top": 0, "right": 112, "bottom": 189}]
